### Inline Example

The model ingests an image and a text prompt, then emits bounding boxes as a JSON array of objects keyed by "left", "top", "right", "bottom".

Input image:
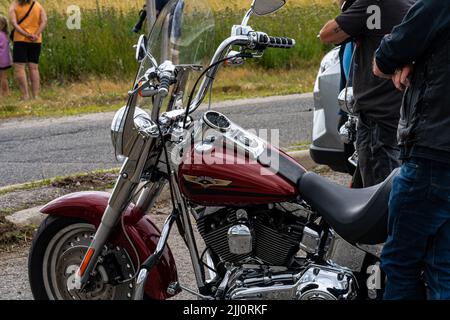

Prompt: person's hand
[
  {"left": 392, "top": 64, "right": 414, "bottom": 91},
  {"left": 26, "top": 33, "right": 36, "bottom": 42},
  {"left": 373, "top": 58, "right": 391, "bottom": 79},
  {"left": 27, "top": 33, "right": 38, "bottom": 42}
]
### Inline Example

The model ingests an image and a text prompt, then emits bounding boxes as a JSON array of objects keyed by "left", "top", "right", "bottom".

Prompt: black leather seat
[{"left": 298, "top": 168, "right": 399, "bottom": 245}]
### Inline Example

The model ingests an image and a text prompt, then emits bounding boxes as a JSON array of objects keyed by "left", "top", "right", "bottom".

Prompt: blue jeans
[{"left": 381, "top": 157, "right": 450, "bottom": 300}]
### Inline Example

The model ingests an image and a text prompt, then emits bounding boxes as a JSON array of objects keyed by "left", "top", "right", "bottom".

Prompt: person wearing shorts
[{"left": 9, "top": 0, "right": 47, "bottom": 100}]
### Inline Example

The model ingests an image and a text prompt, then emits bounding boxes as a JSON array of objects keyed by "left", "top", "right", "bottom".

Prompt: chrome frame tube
[
  {"left": 133, "top": 211, "right": 178, "bottom": 300},
  {"left": 135, "top": 179, "right": 166, "bottom": 214},
  {"left": 169, "top": 171, "right": 206, "bottom": 289}
]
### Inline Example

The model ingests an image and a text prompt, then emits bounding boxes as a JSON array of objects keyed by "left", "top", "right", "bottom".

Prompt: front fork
[{"left": 73, "top": 133, "right": 153, "bottom": 289}]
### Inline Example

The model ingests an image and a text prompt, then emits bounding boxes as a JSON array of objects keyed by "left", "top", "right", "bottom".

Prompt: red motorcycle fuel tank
[{"left": 178, "top": 142, "right": 304, "bottom": 207}]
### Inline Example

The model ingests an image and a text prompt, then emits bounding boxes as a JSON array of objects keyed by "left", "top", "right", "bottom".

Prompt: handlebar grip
[
  {"left": 252, "top": 32, "right": 296, "bottom": 49},
  {"left": 158, "top": 74, "right": 171, "bottom": 97},
  {"left": 267, "top": 36, "right": 296, "bottom": 49}
]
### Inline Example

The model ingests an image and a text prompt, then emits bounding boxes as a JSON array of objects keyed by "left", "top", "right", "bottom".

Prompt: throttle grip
[
  {"left": 158, "top": 74, "right": 171, "bottom": 97},
  {"left": 267, "top": 36, "right": 296, "bottom": 48},
  {"left": 251, "top": 32, "right": 296, "bottom": 49}
]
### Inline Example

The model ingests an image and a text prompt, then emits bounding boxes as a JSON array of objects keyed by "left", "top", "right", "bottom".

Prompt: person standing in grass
[
  {"left": 9, "top": 0, "right": 47, "bottom": 100},
  {"left": 0, "top": 15, "right": 12, "bottom": 97}
]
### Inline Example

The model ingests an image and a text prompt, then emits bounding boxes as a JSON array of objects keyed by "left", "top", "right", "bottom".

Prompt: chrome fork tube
[{"left": 74, "top": 136, "right": 152, "bottom": 289}]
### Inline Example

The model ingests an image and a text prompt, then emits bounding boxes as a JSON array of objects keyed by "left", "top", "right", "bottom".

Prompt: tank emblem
[{"left": 183, "top": 175, "right": 232, "bottom": 189}]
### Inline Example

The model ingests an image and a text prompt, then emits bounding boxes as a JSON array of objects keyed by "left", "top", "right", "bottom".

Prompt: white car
[{"left": 310, "top": 47, "right": 356, "bottom": 175}]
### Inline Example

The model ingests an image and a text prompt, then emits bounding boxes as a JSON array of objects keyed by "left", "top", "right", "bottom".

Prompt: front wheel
[{"left": 28, "top": 216, "right": 136, "bottom": 300}]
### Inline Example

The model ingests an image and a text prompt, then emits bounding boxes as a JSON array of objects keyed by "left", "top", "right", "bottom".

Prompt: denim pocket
[
  {"left": 429, "top": 162, "right": 450, "bottom": 203},
  {"left": 404, "top": 161, "right": 420, "bottom": 170},
  {"left": 400, "top": 159, "right": 423, "bottom": 190}
]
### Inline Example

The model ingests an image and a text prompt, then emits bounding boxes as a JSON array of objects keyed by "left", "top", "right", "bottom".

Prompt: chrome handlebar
[
  {"left": 132, "top": 32, "right": 294, "bottom": 120},
  {"left": 186, "top": 35, "right": 251, "bottom": 114}
]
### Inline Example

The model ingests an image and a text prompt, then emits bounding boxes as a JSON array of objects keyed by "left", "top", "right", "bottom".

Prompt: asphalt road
[{"left": 0, "top": 94, "right": 313, "bottom": 187}]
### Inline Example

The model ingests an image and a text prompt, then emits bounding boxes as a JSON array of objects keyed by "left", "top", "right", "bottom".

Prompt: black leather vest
[{"left": 398, "top": 29, "right": 450, "bottom": 153}]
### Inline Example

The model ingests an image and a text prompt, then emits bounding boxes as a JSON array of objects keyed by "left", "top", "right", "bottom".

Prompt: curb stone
[
  {"left": 5, "top": 150, "right": 317, "bottom": 228},
  {"left": 5, "top": 207, "right": 47, "bottom": 228}
]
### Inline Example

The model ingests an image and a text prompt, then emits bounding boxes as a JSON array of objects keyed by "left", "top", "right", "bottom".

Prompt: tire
[
  {"left": 28, "top": 215, "right": 136, "bottom": 300},
  {"left": 28, "top": 216, "right": 88, "bottom": 300}
]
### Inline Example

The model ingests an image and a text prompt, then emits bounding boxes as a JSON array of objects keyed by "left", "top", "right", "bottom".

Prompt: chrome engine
[
  {"left": 196, "top": 203, "right": 309, "bottom": 266},
  {"left": 223, "top": 264, "right": 357, "bottom": 300},
  {"left": 196, "top": 204, "right": 361, "bottom": 300}
]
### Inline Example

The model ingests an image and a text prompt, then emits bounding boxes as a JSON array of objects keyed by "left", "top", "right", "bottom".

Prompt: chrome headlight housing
[{"left": 111, "top": 106, "right": 153, "bottom": 161}]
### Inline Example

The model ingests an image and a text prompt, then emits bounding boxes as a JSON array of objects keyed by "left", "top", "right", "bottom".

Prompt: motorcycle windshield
[
  {"left": 113, "top": 0, "right": 215, "bottom": 159},
  {"left": 138, "top": 0, "right": 215, "bottom": 81}
]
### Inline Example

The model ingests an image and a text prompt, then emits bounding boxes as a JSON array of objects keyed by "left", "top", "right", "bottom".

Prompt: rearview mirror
[
  {"left": 252, "top": 0, "right": 286, "bottom": 16},
  {"left": 338, "top": 87, "right": 355, "bottom": 113},
  {"left": 135, "top": 34, "right": 148, "bottom": 63}
]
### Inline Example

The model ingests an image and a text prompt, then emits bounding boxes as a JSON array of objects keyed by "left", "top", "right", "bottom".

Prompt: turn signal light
[{"left": 79, "top": 247, "right": 95, "bottom": 277}]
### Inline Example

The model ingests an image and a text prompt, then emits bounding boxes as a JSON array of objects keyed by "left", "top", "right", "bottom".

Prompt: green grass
[
  {"left": 0, "top": 168, "right": 119, "bottom": 196},
  {"left": 284, "top": 140, "right": 311, "bottom": 152},
  {"left": 0, "top": 3, "right": 336, "bottom": 82}
]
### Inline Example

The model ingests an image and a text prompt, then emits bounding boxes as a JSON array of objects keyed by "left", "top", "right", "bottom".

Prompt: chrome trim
[
  {"left": 228, "top": 225, "right": 253, "bottom": 255},
  {"left": 325, "top": 231, "right": 366, "bottom": 272},
  {"left": 356, "top": 243, "right": 384, "bottom": 258},
  {"left": 300, "top": 227, "right": 321, "bottom": 254},
  {"left": 228, "top": 264, "right": 357, "bottom": 300}
]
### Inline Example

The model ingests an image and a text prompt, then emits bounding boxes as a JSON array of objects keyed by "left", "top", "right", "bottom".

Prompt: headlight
[{"left": 110, "top": 106, "right": 153, "bottom": 161}]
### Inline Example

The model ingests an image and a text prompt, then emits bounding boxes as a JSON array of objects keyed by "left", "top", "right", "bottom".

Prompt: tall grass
[
  {"left": 0, "top": 0, "right": 337, "bottom": 12},
  {"left": 39, "top": 7, "right": 139, "bottom": 82},
  {"left": 0, "top": 1, "right": 338, "bottom": 83}
]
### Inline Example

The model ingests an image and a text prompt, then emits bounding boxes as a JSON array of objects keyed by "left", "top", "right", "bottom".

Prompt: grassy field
[
  {"left": 0, "top": 0, "right": 338, "bottom": 118},
  {"left": 1, "top": 1, "right": 337, "bottom": 11},
  {"left": 0, "top": 65, "right": 317, "bottom": 118},
  {"left": 0, "top": 0, "right": 337, "bottom": 81}
]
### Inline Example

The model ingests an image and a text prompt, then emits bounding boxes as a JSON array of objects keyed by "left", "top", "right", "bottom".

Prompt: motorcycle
[{"left": 28, "top": 0, "right": 393, "bottom": 300}]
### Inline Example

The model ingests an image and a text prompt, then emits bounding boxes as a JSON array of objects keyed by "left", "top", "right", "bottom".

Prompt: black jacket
[{"left": 376, "top": 0, "right": 450, "bottom": 159}]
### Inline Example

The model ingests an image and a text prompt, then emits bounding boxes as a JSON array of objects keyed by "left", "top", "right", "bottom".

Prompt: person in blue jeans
[{"left": 373, "top": 0, "right": 450, "bottom": 300}]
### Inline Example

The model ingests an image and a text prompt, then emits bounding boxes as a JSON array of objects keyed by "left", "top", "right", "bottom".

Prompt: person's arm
[
  {"left": 34, "top": 5, "right": 47, "bottom": 38},
  {"left": 375, "top": 0, "right": 449, "bottom": 75},
  {"left": 320, "top": 0, "right": 373, "bottom": 46},
  {"left": 8, "top": 1, "right": 33, "bottom": 40},
  {"left": 319, "top": 19, "right": 350, "bottom": 45}
]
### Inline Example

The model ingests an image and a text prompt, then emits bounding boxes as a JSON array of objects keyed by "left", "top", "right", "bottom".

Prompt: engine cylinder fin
[{"left": 197, "top": 205, "right": 306, "bottom": 266}]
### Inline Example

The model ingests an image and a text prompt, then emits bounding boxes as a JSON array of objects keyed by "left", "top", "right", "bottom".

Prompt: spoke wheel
[{"left": 29, "top": 217, "right": 136, "bottom": 300}]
